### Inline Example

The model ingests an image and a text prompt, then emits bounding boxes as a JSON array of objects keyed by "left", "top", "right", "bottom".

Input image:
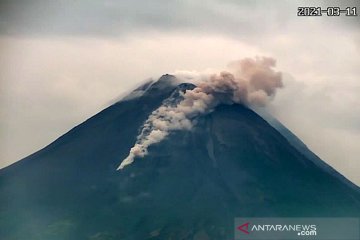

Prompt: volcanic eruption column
[{"left": 117, "top": 57, "right": 283, "bottom": 170}]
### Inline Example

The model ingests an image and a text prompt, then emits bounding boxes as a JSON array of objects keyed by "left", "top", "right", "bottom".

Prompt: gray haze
[{"left": 1, "top": 0, "right": 359, "bottom": 184}]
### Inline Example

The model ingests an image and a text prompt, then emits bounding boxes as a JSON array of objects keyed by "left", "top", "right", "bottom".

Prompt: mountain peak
[{"left": 152, "top": 74, "right": 177, "bottom": 89}]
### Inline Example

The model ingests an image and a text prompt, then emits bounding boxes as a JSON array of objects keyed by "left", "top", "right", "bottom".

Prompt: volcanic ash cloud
[{"left": 117, "top": 57, "right": 283, "bottom": 170}]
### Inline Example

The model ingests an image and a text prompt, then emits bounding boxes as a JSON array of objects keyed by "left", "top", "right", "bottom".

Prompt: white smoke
[{"left": 117, "top": 57, "right": 283, "bottom": 170}]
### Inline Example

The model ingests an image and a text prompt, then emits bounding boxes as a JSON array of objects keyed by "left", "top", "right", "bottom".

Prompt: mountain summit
[{"left": 1, "top": 75, "right": 359, "bottom": 240}]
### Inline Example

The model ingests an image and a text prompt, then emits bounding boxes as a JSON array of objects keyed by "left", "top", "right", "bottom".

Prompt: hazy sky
[{"left": 1, "top": 0, "right": 359, "bottom": 184}]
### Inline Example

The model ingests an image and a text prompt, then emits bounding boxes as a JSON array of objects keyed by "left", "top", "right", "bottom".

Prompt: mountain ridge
[{"left": 1, "top": 74, "right": 359, "bottom": 240}]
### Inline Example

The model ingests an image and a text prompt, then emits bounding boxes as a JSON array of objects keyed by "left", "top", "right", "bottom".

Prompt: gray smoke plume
[{"left": 117, "top": 57, "right": 283, "bottom": 170}]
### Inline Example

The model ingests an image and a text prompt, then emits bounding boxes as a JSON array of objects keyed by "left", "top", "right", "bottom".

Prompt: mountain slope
[
  {"left": 257, "top": 109, "right": 360, "bottom": 191},
  {"left": 1, "top": 75, "right": 359, "bottom": 240}
]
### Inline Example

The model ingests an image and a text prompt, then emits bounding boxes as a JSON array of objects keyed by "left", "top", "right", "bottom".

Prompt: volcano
[{"left": 1, "top": 75, "right": 359, "bottom": 240}]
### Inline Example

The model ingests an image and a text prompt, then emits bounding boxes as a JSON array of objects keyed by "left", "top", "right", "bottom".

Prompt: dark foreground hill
[{"left": 1, "top": 75, "right": 359, "bottom": 240}]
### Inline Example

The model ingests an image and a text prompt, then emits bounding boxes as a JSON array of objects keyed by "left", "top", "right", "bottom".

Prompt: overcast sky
[{"left": 1, "top": 0, "right": 359, "bottom": 184}]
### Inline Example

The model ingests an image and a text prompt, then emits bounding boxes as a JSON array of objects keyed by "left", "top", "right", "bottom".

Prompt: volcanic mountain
[{"left": 1, "top": 75, "right": 359, "bottom": 240}]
